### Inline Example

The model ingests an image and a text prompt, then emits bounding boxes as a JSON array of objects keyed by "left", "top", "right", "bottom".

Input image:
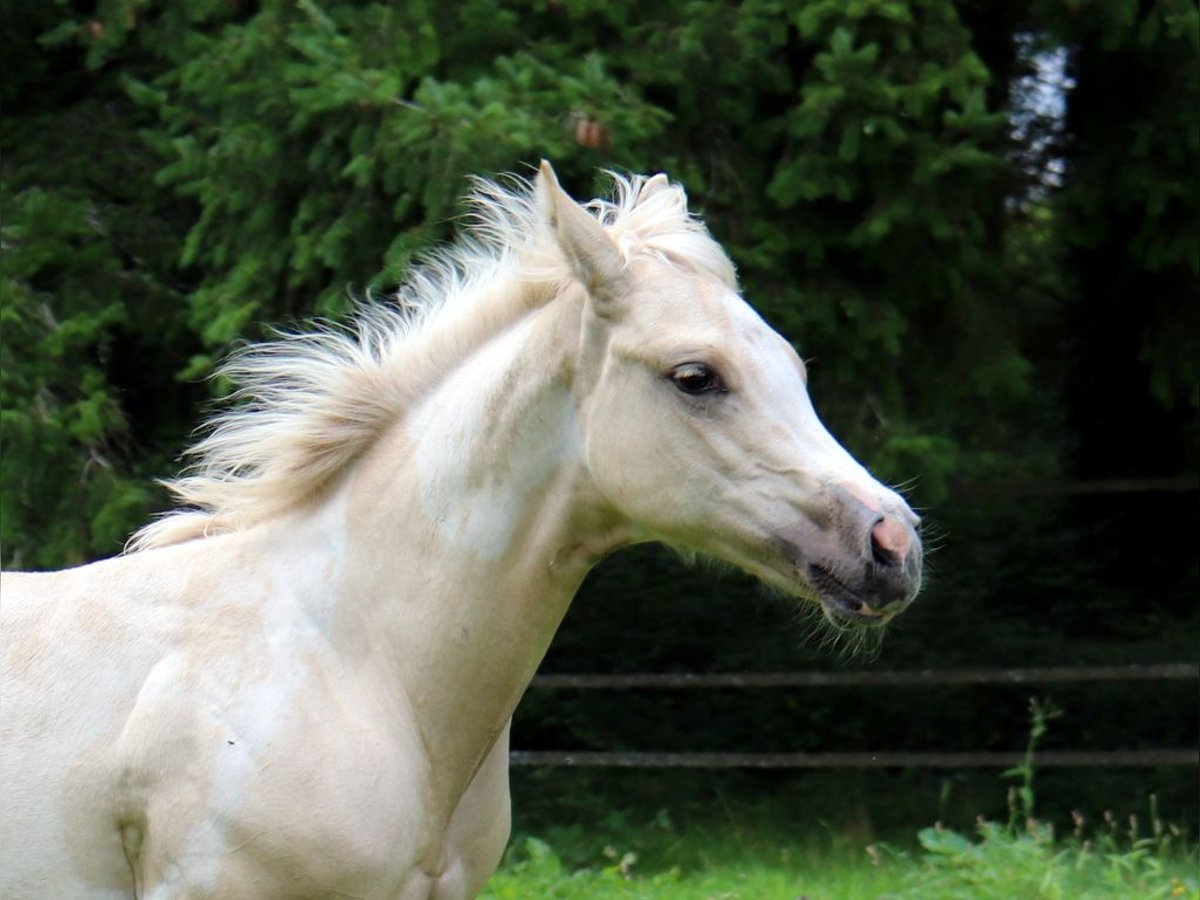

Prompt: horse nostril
[{"left": 870, "top": 516, "right": 910, "bottom": 569}]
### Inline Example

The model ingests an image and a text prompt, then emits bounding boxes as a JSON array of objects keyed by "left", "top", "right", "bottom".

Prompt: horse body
[
  {"left": 1, "top": 506, "right": 516, "bottom": 897},
  {"left": 1, "top": 164, "right": 922, "bottom": 898}
]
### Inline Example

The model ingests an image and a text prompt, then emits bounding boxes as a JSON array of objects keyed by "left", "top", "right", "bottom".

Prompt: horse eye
[{"left": 670, "top": 363, "right": 725, "bottom": 395}]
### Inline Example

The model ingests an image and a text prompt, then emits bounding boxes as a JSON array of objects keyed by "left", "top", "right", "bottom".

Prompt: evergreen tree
[
  {"left": 1042, "top": 0, "right": 1199, "bottom": 477},
  {"left": 2, "top": 0, "right": 1195, "bottom": 572}
]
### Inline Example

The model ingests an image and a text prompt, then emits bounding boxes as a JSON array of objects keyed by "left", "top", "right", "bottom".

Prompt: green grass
[
  {"left": 480, "top": 813, "right": 1199, "bottom": 900},
  {"left": 485, "top": 698, "right": 1197, "bottom": 898}
]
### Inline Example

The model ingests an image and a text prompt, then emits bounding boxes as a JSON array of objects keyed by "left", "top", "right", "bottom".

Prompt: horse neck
[{"left": 317, "top": 290, "right": 621, "bottom": 803}]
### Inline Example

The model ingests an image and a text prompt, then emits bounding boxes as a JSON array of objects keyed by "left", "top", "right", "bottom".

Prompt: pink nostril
[{"left": 870, "top": 516, "right": 911, "bottom": 568}]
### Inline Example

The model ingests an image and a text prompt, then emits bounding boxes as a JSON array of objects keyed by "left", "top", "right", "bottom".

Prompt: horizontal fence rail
[
  {"left": 529, "top": 662, "right": 1200, "bottom": 691},
  {"left": 958, "top": 475, "right": 1199, "bottom": 496},
  {"left": 516, "top": 663, "right": 1199, "bottom": 770},
  {"left": 510, "top": 750, "right": 1199, "bottom": 769}
]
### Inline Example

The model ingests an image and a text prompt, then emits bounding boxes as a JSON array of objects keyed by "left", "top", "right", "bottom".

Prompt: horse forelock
[
  {"left": 590, "top": 171, "right": 737, "bottom": 289},
  {"left": 128, "top": 170, "right": 733, "bottom": 552}
]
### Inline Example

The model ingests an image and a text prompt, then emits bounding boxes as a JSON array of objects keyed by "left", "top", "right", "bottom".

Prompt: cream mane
[{"left": 129, "top": 170, "right": 737, "bottom": 551}]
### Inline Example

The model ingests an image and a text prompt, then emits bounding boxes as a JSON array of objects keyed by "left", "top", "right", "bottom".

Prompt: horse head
[{"left": 539, "top": 162, "right": 922, "bottom": 626}]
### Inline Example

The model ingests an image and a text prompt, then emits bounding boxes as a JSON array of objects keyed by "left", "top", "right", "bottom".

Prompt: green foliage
[
  {"left": 0, "top": 189, "right": 154, "bottom": 566},
  {"left": 895, "top": 700, "right": 1196, "bottom": 899},
  {"left": 115, "top": 0, "right": 673, "bottom": 349},
  {"left": 1033, "top": 0, "right": 1199, "bottom": 475},
  {"left": 4, "top": 0, "right": 1195, "bottom": 561},
  {"left": 486, "top": 718, "right": 1197, "bottom": 899},
  {"left": 494, "top": 693, "right": 1196, "bottom": 898},
  {"left": 904, "top": 816, "right": 1196, "bottom": 899},
  {"left": 2, "top": 0, "right": 1064, "bottom": 566},
  {"left": 0, "top": 37, "right": 195, "bottom": 564},
  {"left": 478, "top": 804, "right": 1198, "bottom": 899}
]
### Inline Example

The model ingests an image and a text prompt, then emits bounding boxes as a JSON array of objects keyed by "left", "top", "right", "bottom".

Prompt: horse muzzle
[{"left": 774, "top": 487, "right": 923, "bottom": 627}]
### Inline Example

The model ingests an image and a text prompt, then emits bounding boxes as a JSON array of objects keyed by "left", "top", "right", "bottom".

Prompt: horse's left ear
[{"left": 536, "top": 160, "right": 630, "bottom": 313}]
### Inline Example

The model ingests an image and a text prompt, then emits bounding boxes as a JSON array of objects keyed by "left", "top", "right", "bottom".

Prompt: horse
[{"left": 0, "top": 162, "right": 922, "bottom": 899}]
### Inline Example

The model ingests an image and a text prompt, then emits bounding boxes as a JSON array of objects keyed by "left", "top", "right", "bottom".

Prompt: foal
[{"left": 1, "top": 162, "right": 921, "bottom": 898}]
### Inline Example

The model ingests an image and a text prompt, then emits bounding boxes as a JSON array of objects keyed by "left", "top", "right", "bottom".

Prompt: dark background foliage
[{"left": 2, "top": 0, "right": 1196, "bottom": 835}]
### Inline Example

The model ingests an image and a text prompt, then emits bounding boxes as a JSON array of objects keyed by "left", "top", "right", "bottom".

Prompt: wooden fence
[{"left": 511, "top": 663, "right": 1199, "bottom": 769}]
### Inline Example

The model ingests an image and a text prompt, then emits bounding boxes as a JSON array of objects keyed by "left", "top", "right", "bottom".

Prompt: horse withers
[{"left": 0, "top": 162, "right": 921, "bottom": 899}]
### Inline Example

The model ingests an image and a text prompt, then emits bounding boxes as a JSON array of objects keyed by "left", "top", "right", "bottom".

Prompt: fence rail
[
  {"left": 529, "top": 662, "right": 1200, "bottom": 691},
  {"left": 510, "top": 749, "right": 1198, "bottom": 769},
  {"left": 516, "top": 663, "right": 1198, "bottom": 770},
  {"left": 959, "top": 475, "right": 1199, "bottom": 496}
]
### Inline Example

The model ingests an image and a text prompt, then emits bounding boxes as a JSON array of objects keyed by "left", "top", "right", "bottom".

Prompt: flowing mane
[{"left": 129, "top": 170, "right": 737, "bottom": 551}]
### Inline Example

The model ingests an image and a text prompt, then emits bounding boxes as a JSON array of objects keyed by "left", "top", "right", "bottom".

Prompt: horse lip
[
  {"left": 807, "top": 565, "right": 890, "bottom": 627},
  {"left": 729, "top": 540, "right": 905, "bottom": 626}
]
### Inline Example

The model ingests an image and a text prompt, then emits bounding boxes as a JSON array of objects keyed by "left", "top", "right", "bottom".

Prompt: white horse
[{"left": 0, "top": 163, "right": 921, "bottom": 899}]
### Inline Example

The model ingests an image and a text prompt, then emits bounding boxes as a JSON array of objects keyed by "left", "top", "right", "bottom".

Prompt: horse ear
[
  {"left": 637, "top": 173, "right": 670, "bottom": 204},
  {"left": 536, "top": 160, "right": 629, "bottom": 312}
]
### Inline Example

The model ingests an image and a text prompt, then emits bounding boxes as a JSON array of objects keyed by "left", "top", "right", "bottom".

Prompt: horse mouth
[
  {"left": 807, "top": 565, "right": 891, "bottom": 627},
  {"left": 716, "top": 539, "right": 912, "bottom": 627}
]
